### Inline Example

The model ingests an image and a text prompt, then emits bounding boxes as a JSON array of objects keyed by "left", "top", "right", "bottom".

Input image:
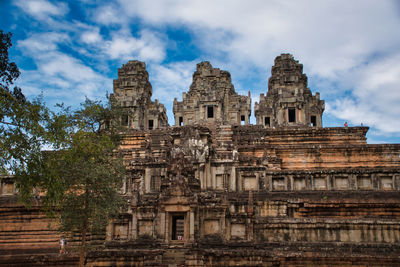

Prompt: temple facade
[{"left": 1, "top": 54, "right": 400, "bottom": 266}]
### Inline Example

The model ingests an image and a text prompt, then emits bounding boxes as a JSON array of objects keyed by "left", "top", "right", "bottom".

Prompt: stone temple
[{"left": 1, "top": 54, "right": 400, "bottom": 266}]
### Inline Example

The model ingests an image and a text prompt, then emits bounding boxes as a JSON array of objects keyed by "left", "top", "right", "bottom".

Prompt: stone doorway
[{"left": 171, "top": 214, "right": 185, "bottom": 241}]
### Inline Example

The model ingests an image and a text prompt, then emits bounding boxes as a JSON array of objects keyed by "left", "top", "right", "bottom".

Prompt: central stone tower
[
  {"left": 173, "top": 61, "right": 251, "bottom": 126},
  {"left": 255, "top": 54, "right": 325, "bottom": 127}
]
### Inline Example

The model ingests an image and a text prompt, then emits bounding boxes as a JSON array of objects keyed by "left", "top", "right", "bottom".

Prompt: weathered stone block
[
  {"left": 231, "top": 224, "right": 246, "bottom": 238},
  {"left": 204, "top": 220, "right": 220, "bottom": 235},
  {"left": 244, "top": 176, "right": 258, "bottom": 191},
  {"left": 293, "top": 177, "right": 306, "bottom": 190},
  {"left": 138, "top": 220, "right": 153, "bottom": 237}
]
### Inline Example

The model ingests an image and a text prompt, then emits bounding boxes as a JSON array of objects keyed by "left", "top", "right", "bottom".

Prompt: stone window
[
  {"left": 357, "top": 175, "right": 372, "bottom": 189},
  {"left": 379, "top": 176, "right": 393, "bottom": 190},
  {"left": 241, "top": 115, "right": 245, "bottom": 125},
  {"left": 207, "top": 106, "right": 214, "bottom": 118},
  {"left": 334, "top": 176, "right": 349, "bottom": 190},
  {"left": 179, "top": 116, "right": 183, "bottom": 126},
  {"left": 288, "top": 108, "right": 296, "bottom": 123},
  {"left": 272, "top": 177, "right": 285, "bottom": 191},
  {"left": 216, "top": 174, "right": 224, "bottom": 190},
  {"left": 121, "top": 114, "right": 129, "bottom": 126},
  {"left": 264, "top": 117, "right": 270, "bottom": 127},
  {"left": 1, "top": 181, "right": 14, "bottom": 195},
  {"left": 314, "top": 176, "right": 327, "bottom": 190},
  {"left": 293, "top": 177, "right": 306, "bottom": 190},
  {"left": 311, "top": 116, "right": 316, "bottom": 127},
  {"left": 148, "top": 119, "right": 154, "bottom": 130},
  {"left": 150, "top": 176, "right": 160, "bottom": 192}
]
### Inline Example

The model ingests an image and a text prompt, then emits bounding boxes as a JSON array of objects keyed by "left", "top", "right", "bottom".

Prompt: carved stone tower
[
  {"left": 112, "top": 60, "right": 168, "bottom": 130},
  {"left": 173, "top": 61, "right": 251, "bottom": 126},
  {"left": 255, "top": 54, "right": 324, "bottom": 127}
]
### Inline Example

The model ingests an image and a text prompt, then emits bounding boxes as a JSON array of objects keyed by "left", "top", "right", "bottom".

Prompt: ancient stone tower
[
  {"left": 111, "top": 60, "right": 168, "bottom": 130},
  {"left": 255, "top": 54, "right": 324, "bottom": 127},
  {"left": 173, "top": 61, "right": 251, "bottom": 126}
]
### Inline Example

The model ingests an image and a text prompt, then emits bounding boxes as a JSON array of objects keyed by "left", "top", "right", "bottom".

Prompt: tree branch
[{"left": 0, "top": 120, "right": 21, "bottom": 127}]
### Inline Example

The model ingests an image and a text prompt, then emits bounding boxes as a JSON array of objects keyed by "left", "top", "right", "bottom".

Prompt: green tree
[
  {"left": 42, "top": 99, "right": 126, "bottom": 266},
  {"left": 15, "top": 99, "right": 127, "bottom": 266},
  {"left": 0, "top": 30, "right": 48, "bottom": 177},
  {"left": 1, "top": 31, "right": 128, "bottom": 266}
]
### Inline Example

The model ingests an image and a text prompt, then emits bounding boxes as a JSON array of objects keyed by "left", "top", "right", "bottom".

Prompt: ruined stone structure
[
  {"left": 1, "top": 54, "right": 400, "bottom": 266},
  {"left": 112, "top": 60, "right": 168, "bottom": 130},
  {"left": 173, "top": 61, "right": 251, "bottom": 126},
  {"left": 255, "top": 54, "right": 324, "bottom": 127}
]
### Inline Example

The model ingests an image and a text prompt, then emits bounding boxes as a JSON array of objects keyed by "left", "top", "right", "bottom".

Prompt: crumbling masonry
[{"left": 1, "top": 54, "right": 400, "bottom": 266}]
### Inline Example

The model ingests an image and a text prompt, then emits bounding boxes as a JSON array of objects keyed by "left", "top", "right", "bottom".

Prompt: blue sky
[{"left": 1, "top": 0, "right": 400, "bottom": 143}]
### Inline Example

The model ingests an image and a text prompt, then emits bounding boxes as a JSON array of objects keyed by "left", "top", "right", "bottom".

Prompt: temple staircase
[{"left": 162, "top": 248, "right": 187, "bottom": 267}]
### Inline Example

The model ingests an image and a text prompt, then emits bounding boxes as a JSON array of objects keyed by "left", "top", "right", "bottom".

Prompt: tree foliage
[
  {"left": 0, "top": 30, "right": 20, "bottom": 93},
  {"left": 13, "top": 99, "right": 127, "bottom": 266},
  {"left": 1, "top": 31, "right": 128, "bottom": 266},
  {"left": 0, "top": 30, "right": 48, "bottom": 176},
  {"left": 37, "top": 99, "right": 126, "bottom": 266}
]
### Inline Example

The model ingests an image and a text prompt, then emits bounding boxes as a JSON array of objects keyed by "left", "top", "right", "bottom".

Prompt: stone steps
[
  {"left": 163, "top": 248, "right": 187, "bottom": 266},
  {"left": 0, "top": 254, "right": 78, "bottom": 266},
  {"left": 0, "top": 198, "right": 61, "bottom": 254}
]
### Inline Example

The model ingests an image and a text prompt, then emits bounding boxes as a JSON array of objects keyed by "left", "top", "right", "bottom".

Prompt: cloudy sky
[{"left": 1, "top": 0, "right": 400, "bottom": 143}]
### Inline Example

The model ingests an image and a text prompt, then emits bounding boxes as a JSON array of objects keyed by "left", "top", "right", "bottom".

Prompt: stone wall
[{"left": 106, "top": 124, "right": 400, "bottom": 266}]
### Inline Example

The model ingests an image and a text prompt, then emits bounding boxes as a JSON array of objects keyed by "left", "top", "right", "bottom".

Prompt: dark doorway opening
[
  {"left": 171, "top": 215, "right": 185, "bottom": 240},
  {"left": 265, "top": 117, "right": 270, "bottom": 126},
  {"left": 148, "top": 119, "right": 154, "bottom": 130},
  {"left": 288, "top": 108, "right": 296, "bottom": 123},
  {"left": 241, "top": 115, "right": 245, "bottom": 125},
  {"left": 122, "top": 115, "right": 129, "bottom": 126},
  {"left": 311, "top": 116, "right": 316, "bottom": 127},
  {"left": 179, "top": 117, "right": 183, "bottom": 126},
  {"left": 207, "top": 106, "right": 214, "bottom": 118}
]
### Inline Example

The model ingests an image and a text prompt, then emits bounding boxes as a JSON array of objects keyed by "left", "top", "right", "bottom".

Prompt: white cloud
[
  {"left": 107, "top": 0, "right": 398, "bottom": 80},
  {"left": 104, "top": 30, "right": 166, "bottom": 62},
  {"left": 81, "top": 29, "right": 102, "bottom": 44},
  {"left": 14, "top": 0, "right": 68, "bottom": 20},
  {"left": 150, "top": 61, "right": 194, "bottom": 99},
  {"left": 92, "top": 3, "right": 125, "bottom": 25},
  {"left": 17, "top": 32, "right": 111, "bottom": 106},
  {"left": 328, "top": 53, "right": 400, "bottom": 134},
  {"left": 18, "top": 32, "right": 69, "bottom": 52},
  {"left": 40, "top": 53, "right": 101, "bottom": 83}
]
